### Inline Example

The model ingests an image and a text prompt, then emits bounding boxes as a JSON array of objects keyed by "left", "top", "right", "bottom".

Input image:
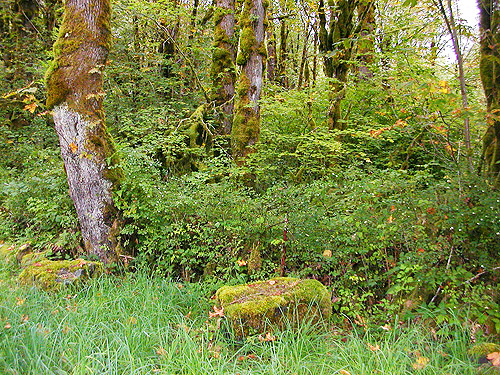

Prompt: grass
[{"left": 0, "top": 249, "right": 482, "bottom": 374}]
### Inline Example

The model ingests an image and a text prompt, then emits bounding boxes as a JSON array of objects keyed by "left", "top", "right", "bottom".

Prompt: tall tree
[
  {"left": 231, "top": 0, "right": 266, "bottom": 160},
  {"left": 318, "top": 0, "right": 357, "bottom": 130},
  {"left": 478, "top": 0, "right": 500, "bottom": 186},
  {"left": 46, "top": 0, "right": 122, "bottom": 263},
  {"left": 210, "top": 0, "right": 236, "bottom": 135}
]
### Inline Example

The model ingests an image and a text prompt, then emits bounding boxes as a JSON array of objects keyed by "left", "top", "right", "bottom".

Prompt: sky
[{"left": 457, "top": 0, "right": 479, "bottom": 28}]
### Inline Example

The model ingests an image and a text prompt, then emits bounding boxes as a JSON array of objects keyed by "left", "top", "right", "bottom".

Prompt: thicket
[{"left": 0, "top": 0, "right": 498, "bottom": 335}]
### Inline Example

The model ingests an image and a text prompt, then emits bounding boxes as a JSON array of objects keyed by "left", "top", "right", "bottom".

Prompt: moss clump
[
  {"left": 216, "top": 277, "right": 331, "bottom": 336},
  {"left": 19, "top": 258, "right": 103, "bottom": 291}
]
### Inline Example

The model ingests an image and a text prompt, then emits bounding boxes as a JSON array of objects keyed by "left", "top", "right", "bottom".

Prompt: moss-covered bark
[
  {"left": 231, "top": 0, "right": 267, "bottom": 161},
  {"left": 46, "top": 0, "right": 122, "bottom": 263},
  {"left": 211, "top": 0, "right": 236, "bottom": 135},
  {"left": 318, "top": 0, "right": 357, "bottom": 130},
  {"left": 478, "top": 0, "right": 500, "bottom": 187},
  {"left": 357, "top": 0, "right": 375, "bottom": 79}
]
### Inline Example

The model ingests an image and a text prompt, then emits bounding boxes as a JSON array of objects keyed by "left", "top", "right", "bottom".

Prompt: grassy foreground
[{"left": 0, "top": 254, "right": 481, "bottom": 374}]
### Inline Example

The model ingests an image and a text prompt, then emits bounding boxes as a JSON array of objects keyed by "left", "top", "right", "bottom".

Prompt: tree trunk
[
  {"left": 231, "top": 0, "right": 266, "bottom": 160},
  {"left": 478, "top": 0, "right": 500, "bottom": 187},
  {"left": 357, "top": 0, "right": 375, "bottom": 79},
  {"left": 211, "top": 0, "right": 236, "bottom": 135},
  {"left": 277, "top": 19, "right": 289, "bottom": 87},
  {"left": 318, "top": 0, "right": 357, "bottom": 130},
  {"left": 266, "top": 27, "right": 277, "bottom": 82},
  {"left": 46, "top": 0, "right": 122, "bottom": 263}
]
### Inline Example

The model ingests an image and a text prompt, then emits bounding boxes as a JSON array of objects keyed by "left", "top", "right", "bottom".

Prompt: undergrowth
[{"left": 0, "top": 265, "right": 483, "bottom": 375}]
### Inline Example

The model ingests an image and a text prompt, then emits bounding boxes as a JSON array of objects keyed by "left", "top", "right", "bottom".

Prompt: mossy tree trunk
[
  {"left": 356, "top": 0, "right": 375, "bottom": 80},
  {"left": 277, "top": 19, "right": 289, "bottom": 87},
  {"left": 266, "top": 25, "right": 277, "bottom": 82},
  {"left": 46, "top": 0, "right": 122, "bottom": 263},
  {"left": 478, "top": 0, "right": 500, "bottom": 187},
  {"left": 210, "top": 0, "right": 236, "bottom": 135},
  {"left": 159, "top": 0, "right": 180, "bottom": 79},
  {"left": 318, "top": 0, "right": 357, "bottom": 130},
  {"left": 231, "top": 0, "right": 267, "bottom": 160}
]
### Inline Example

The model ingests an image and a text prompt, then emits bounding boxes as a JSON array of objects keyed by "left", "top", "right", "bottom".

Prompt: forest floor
[{"left": 0, "top": 244, "right": 489, "bottom": 375}]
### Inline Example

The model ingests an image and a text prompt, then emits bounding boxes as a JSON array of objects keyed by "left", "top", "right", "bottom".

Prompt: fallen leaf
[
  {"left": 236, "top": 259, "right": 247, "bottom": 266},
  {"left": 387, "top": 215, "right": 394, "bottom": 223},
  {"left": 16, "top": 297, "right": 25, "bottom": 306},
  {"left": 247, "top": 354, "right": 256, "bottom": 359},
  {"left": 237, "top": 355, "right": 246, "bottom": 361},
  {"left": 24, "top": 102, "right": 38, "bottom": 113},
  {"left": 268, "top": 280, "right": 276, "bottom": 285},
  {"left": 208, "top": 305, "right": 224, "bottom": 318},
  {"left": 4, "top": 322, "right": 11, "bottom": 329},
  {"left": 339, "top": 370, "right": 352, "bottom": 375},
  {"left": 258, "top": 332, "right": 276, "bottom": 342},
  {"left": 156, "top": 347, "right": 167, "bottom": 356},
  {"left": 487, "top": 352, "right": 500, "bottom": 367},
  {"left": 323, "top": 250, "right": 332, "bottom": 258},
  {"left": 412, "top": 356, "right": 430, "bottom": 370},
  {"left": 21, "top": 315, "right": 29, "bottom": 323},
  {"left": 367, "top": 343, "right": 380, "bottom": 351}
]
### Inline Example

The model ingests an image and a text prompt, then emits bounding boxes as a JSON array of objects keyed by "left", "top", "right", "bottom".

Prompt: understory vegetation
[
  {"left": 0, "top": 254, "right": 484, "bottom": 374},
  {"left": 0, "top": 0, "right": 499, "bottom": 371}
]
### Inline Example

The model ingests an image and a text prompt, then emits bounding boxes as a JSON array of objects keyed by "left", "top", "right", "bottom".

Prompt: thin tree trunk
[
  {"left": 46, "top": 0, "right": 122, "bottom": 263},
  {"left": 435, "top": 0, "right": 473, "bottom": 172},
  {"left": 277, "top": 19, "right": 288, "bottom": 87},
  {"left": 231, "top": 0, "right": 266, "bottom": 160},
  {"left": 266, "top": 27, "right": 277, "bottom": 82},
  {"left": 211, "top": 0, "right": 236, "bottom": 135}
]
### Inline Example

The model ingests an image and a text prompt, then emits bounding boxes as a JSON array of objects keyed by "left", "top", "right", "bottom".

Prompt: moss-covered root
[
  {"left": 215, "top": 277, "right": 331, "bottom": 337},
  {"left": 19, "top": 259, "right": 103, "bottom": 291}
]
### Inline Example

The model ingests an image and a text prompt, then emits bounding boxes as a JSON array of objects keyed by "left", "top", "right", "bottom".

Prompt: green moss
[
  {"left": 216, "top": 277, "right": 331, "bottom": 336},
  {"left": 19, "top": 258, "right": 104, "bottom": 291},
  {"left": 45, "top": 0, "right": 111, "bottom": 115}
]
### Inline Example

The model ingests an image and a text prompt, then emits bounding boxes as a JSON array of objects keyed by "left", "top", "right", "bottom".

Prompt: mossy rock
[
  {"left": 19, "top": 258, "right": 103, "bottom": 291},
  {"left": 215, "top": 277, "right": 331, "bottom": 337}
]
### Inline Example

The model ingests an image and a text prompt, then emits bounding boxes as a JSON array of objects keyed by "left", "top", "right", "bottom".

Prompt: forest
[{"left": 1, "top": 0, "right": 500, "bottom": 373}]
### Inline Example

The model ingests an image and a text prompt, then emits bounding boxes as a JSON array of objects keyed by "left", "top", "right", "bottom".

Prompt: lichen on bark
[{"left": 46, "top": 0, "right": 122, "bottom": 263}]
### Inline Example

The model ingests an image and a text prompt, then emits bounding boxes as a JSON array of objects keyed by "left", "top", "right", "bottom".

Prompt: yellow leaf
[
  {"left": 68, "top": 142, "right": 78, "bottom": 153},
  {"left": 339, "top": 370, "right": 352, "bottom": 375},
  {"left": 412, "top": 356, "right": 430, "bottom": 370},
  {"left": 24, "top": 102, "right": 38, "bottom": 113},
  {"left": 208, "top": 305, "right": 224, "bottom": 318},
  {"left": 387, "top": 215, "right": 394, "bottom": 223},
  {"left": 16, "top": 297, "right": 25, "bottom": 306},
  {"left": 367, "top": 343, "right": 380, "bottom": 351},
  {"left": 4, "top": 322, "right": 11, "bottom": 329},
  {"left": 323, "top": 250, "right": 332, "bottom": 258}
]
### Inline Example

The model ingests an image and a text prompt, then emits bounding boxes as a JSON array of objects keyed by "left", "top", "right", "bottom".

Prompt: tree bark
[
  {"left": 478, "top": 0, "right": 500, "bottom": 187},
  {"left": 211, "top": 0, "right": 236, "bottom": 135},
  {"left": 277, "top": 19, "right": 289, "bottom": 87},
  {"left": 318, "top": 0, "right": 357, "bottom": 130},
  {"left": 231, "top": 0, "right": 266, "bottom": 160},
  {"left": 357, "top": 0, "right": 375, "bottom": 80},
  {"left": 46, "top": 0, "right": 122, "bottom": 263}
]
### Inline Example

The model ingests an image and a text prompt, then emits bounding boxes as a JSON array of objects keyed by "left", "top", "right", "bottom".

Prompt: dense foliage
[{"left": 0, "top": 0, "right": 498, "bottom": 337}]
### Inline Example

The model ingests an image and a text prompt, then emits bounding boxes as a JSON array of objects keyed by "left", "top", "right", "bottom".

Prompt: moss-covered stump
[
  {"left": 19, "top": 259, "right": 103, "bottom": 291},
  {"left": 215, "top": 277, "right": 331, "bottom": 337}
]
